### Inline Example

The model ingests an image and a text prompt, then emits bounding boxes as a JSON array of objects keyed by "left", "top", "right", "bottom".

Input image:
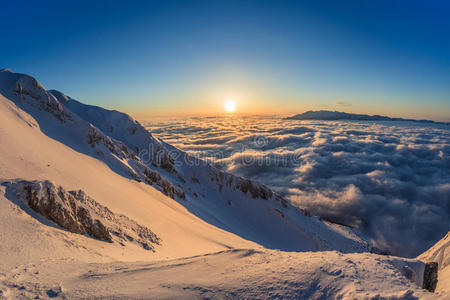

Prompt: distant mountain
[{"left": 286, "top": 110, "right": 447, "bottom": 124}]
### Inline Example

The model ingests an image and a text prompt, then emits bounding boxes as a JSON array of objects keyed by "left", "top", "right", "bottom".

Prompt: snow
[
  {"left": 0, "top": 69, "right": 445, "bottom": 299},
  {"left": 0, "top": 249, "right": 434, "bottom": 299},
  {"left": 0, "top": 83, "right": 252, "bottom": 261}
]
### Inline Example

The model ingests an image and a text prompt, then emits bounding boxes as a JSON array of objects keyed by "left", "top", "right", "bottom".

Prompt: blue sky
[{"left": 1, "top": 0, "right": 449, "bottom": 120}]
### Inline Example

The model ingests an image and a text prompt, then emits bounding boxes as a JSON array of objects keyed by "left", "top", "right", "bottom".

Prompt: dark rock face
[
  {"left": 6, "top": 180, "right": 161, "bottom": 251},
  {"left": 370, "top": 247, "right": 391, "bottom": 256},
  {"left": 87, "top": 126, "right": 136, "bottom": 160},
  {"left": 422, "top": 262, "right": 438, "bottom": 292},
  {"left": 143, "top": 168, "right": 185, "bottom": 200},
  {"left": 23, "top": 183, "right": 113, "bottom": 242},
  {"left": 209, "top": 170, "right": 291, "bottom": 209},
  {"left": 152, "top": 144, "right": 177, "bottom": 174}
]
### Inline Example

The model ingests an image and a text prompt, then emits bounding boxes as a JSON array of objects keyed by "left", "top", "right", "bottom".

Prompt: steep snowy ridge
[
  {"left": 0, "top": 70, "right": 184, "bottom": 202},
  {"left": 50, "top": 89, "right": 178, "bottom": 174},
  {"left": 0, "top": 71, "right": 138, "bottom": 175}
]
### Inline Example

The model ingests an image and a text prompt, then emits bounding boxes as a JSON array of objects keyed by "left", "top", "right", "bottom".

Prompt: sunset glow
[{"left": 1, "top": 1, "right": 449, "bottom": 298}]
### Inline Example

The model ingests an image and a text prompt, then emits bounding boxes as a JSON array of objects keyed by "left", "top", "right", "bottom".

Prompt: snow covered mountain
[
  {"left": 286, "top": 110, "right": 447, "bottom": 124},
  {"left": 0, "top": 68, "right": 445, "bottom": 299}
]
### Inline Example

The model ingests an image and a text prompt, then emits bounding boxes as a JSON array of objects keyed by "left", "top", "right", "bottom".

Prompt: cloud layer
[{"left": 145, "top": 116, "right": 450, "bottom": 257}]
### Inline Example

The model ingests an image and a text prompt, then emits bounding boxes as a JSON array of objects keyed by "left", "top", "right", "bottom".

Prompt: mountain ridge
[{"left": 286, "top": 110, "right": 449, "bottom": 124}]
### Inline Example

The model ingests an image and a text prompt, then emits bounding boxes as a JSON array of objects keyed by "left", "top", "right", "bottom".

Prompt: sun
[{"left": 224, "top": 99, "right": 236, "bottom": 113}]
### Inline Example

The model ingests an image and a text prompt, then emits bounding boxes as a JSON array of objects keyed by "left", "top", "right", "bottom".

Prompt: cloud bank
[{"left": 145, "top": 116, "right": 450, "bottom": 257}]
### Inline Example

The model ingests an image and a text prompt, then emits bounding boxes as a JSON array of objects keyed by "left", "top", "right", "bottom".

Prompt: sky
[{"left": 1, "top": 0, "right": 450, "bottom": 120}]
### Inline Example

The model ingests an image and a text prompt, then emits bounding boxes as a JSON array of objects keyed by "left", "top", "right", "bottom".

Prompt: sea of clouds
[{"left": 145, "top": 116, "right": 450, "bottom": 257}]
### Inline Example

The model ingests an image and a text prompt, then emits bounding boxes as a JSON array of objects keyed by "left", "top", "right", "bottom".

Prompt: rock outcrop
[
  {"left": 209, "top": 169, "right": 290, "bottom": 208},
  {"left": 422, "top": 262, "right": 438, "bottom": 292},
  {"left": 4, "top": 180, "right": 161, "bottom": 251}
]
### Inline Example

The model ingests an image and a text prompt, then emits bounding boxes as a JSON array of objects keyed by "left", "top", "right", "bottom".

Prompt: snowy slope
[
  {"left": 47, "top": 84, "right": 370, "bottom": 253},
  {"left": 0, "top": 71, "right": 256, "bottom": 261},
  {"left": 0, "top": 249, "right": 436, "bottom": 299},
  {"left": 0, "top": 69, "right": 443, "bottom": 299},
  {"left": 419, "top": 231, "right": 450, "bottom": 295}
]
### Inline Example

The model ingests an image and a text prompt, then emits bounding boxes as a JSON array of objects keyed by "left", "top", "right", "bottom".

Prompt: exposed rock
[
  {"left": 144, "top": 168, "right": 162, "bottom": 184},
  {"left": 86, "top": 126, "right": 137, "bottom": 161},
  {"left": 50, "top": 89, "right": 179, "bottom": 175},
  {"left": 22, "top": 182, "right": 112, "bottom": 242},
  {"left": 370, "top": 247, "right": 391, "bottom": 256},
  {"left": 5, "top": 180, "right": 161, "bottom": 251},
  {"left": 209, "top": 169, "right": 290, "bottom": 209},
  {"left": 143, "top": 168, "right": 185, "bottom": 201},
  {"left": 190, "top": 175, "right": 200, "bottom": 184},
  {"left": 152, "top": 144, "right": 177, "bottom": 174},
  {"left": 87, "top": 126, "right": 102, "bottom": 146},
  {"left": 236, "top": 179, "right": 273, "bottom": 200},
  {"left": 422, "top": 262, "right": 438, "bottom": 292},
  {"left": 12, "top": 75, "right": 72, "bottom": 123}
]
